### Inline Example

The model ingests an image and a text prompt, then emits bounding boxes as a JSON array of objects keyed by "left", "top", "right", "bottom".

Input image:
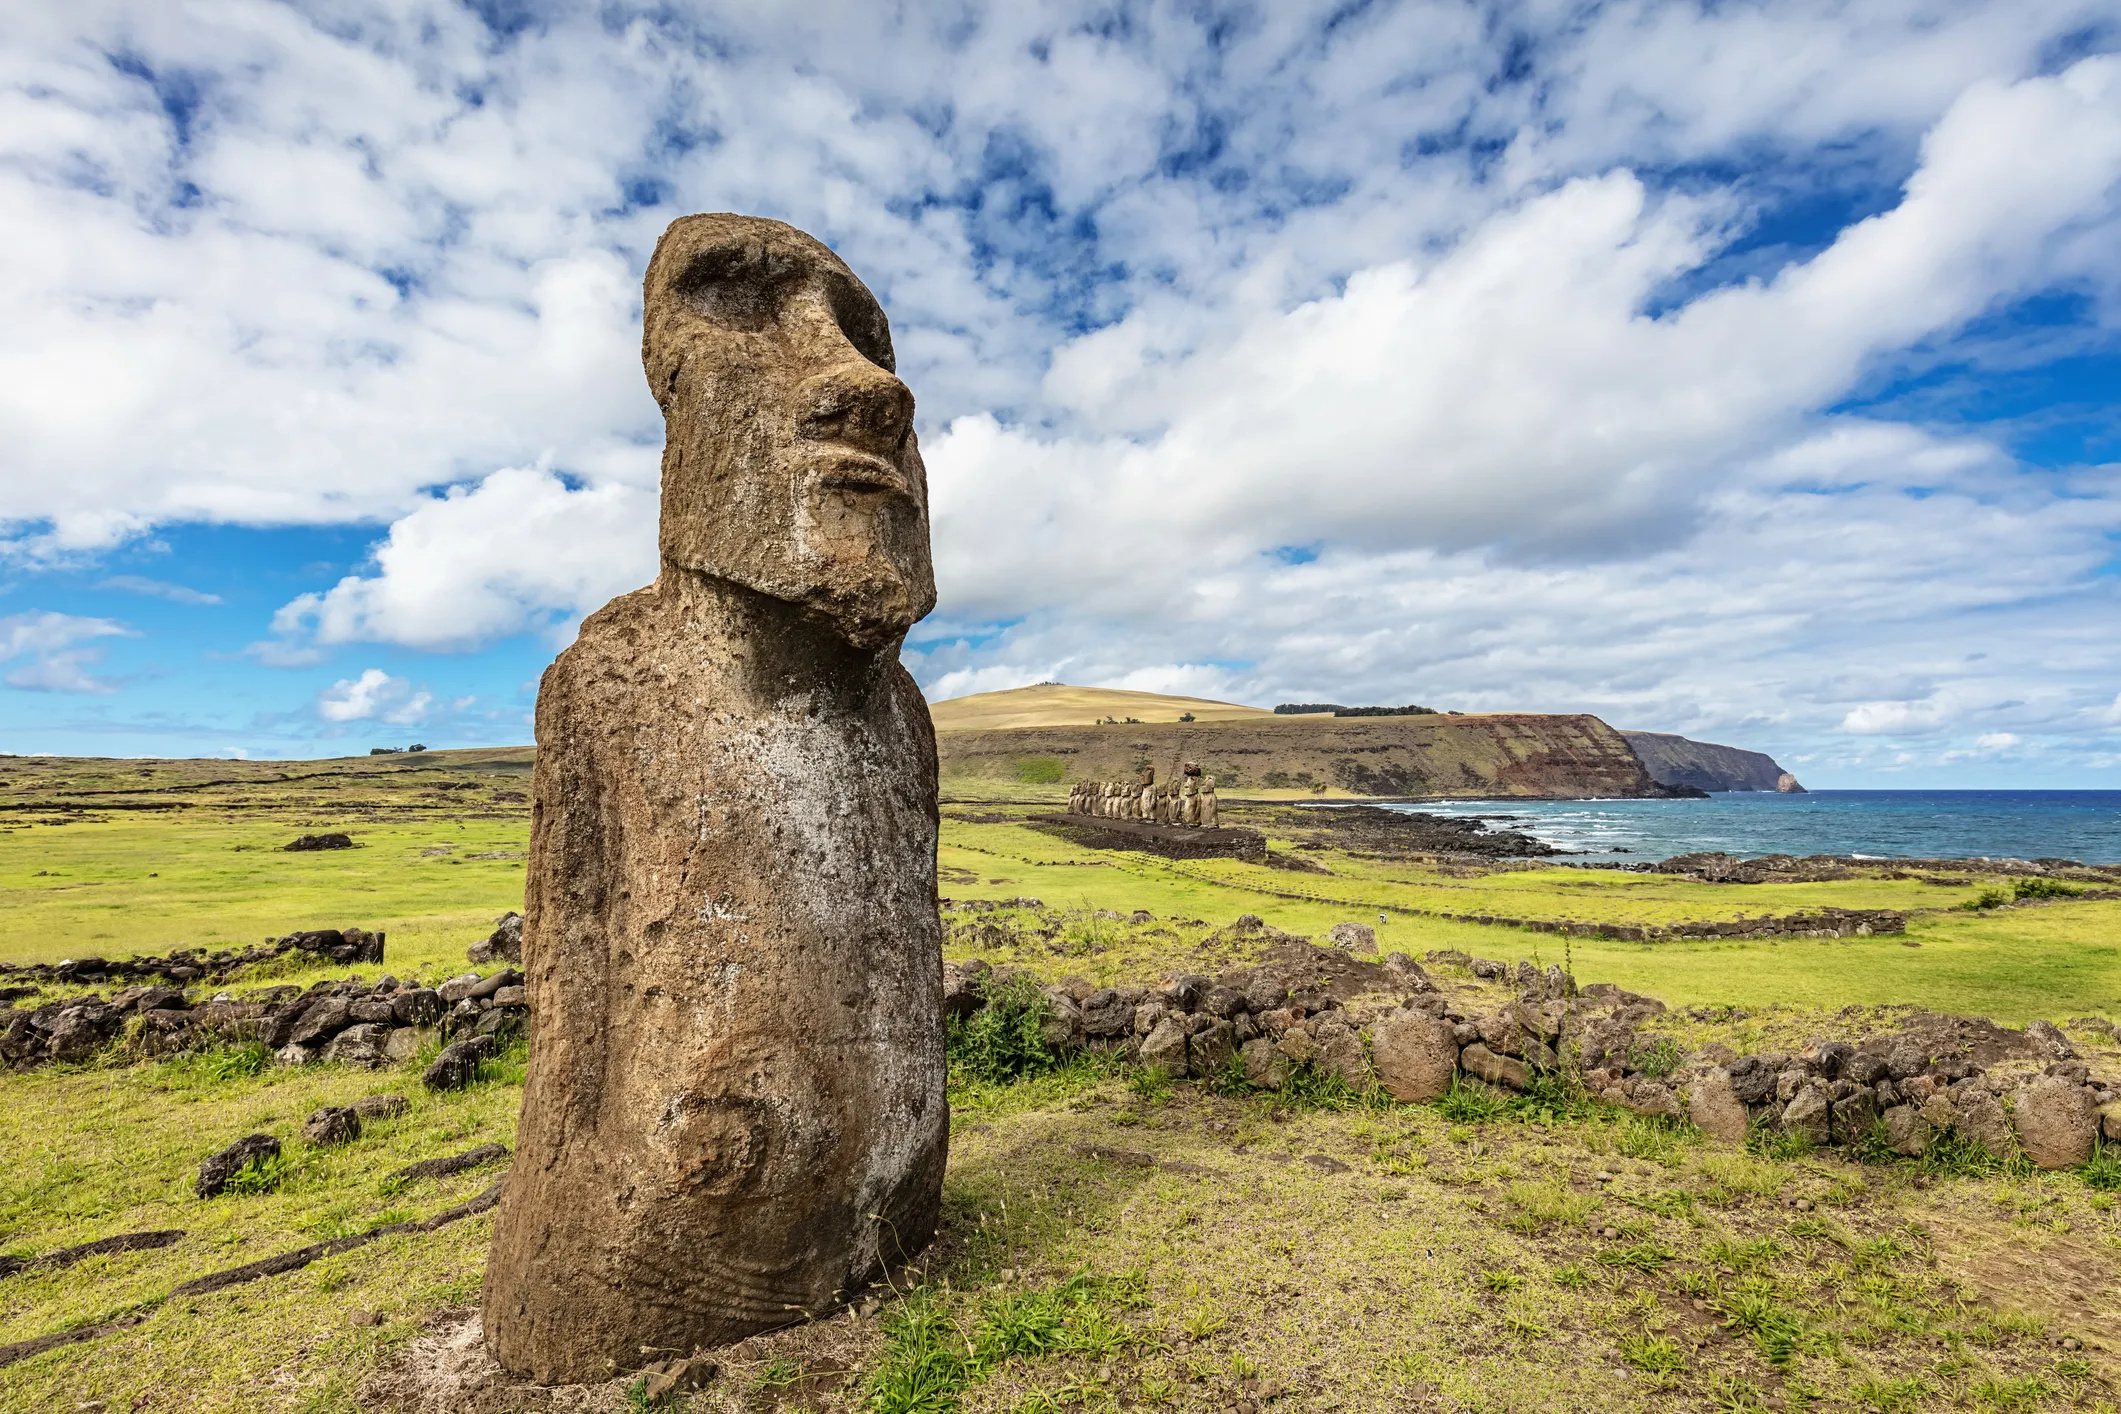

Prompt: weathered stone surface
[
  {"left": 1370, "top": 1011, "right": 1458, "bottom": 1103},
  {"left": 1688, "top": 1068, "right": 1748, "bottom": 1142},
  {"left": 1953, "top": 1089, "right": 2015, "bottom": 1160},
  {"left": 1783, "top": 1084, "right": 1832, "bottom": 1144},
  {"left": 1276, "top": 1026, "right": 1318, "bottom": 1066},
  {"left": 390, "top": 989, "right": 443, "bottom": 1026},
  {"left": 352, "top": 1093, "right": 411, "bottom": 1122},
  {"left": 1629, "top": 1081, "right": 1684, "bottom": 1121},
  {"left": 1325, "top": 922, "right": 1376, "bottom": 953},
  {"left": 2025, "top": 1019, "right": 2078, "bottom": 1061},
  {"left": 1240, "top": 1037, "right": 1290, "bottom": 1090},
  {"left": 288, "top": 997, "right": 352, "bottom": 1049},
  {"left": 1310, "top": 1017, "right": 1373, "bottom": 1090},
  {"left": 484, "top": 215, "right": 947, "bottom": 1387},
  {"left": 321, "top": 1023, "right": 389, "bottom": 1068},
  {"left": 1918, "top": 1093, "right": 1957, "bottom": 1133},
  {"left": 1883, "top": 1105, "right": 1934, "bottom": 1157},
  {"left": 2012, "top": 1078, "right": 2097, "bottom": 1170},
  {"left": 303, "top": 1106, "right": 362, "bottom": 1147},
  {"left": 1080, "top": 989, "right": 1130, "bottom": 1037},
  {"left": 383, "top": 1026, "right": 437, "bottom": 1064},
  {"left": 1833, "top": 1087, "right": 1879, "bottom": 1141},
  {"left": 1460, "top": 1042, "right": 1530, "bottom": 1092},
  {"left": 2100, "top": 1100, "right": 2121, "bottom": 1143},
  {"left": 1188, "top": 1019, "right": 1237, "bottom": 1078},
  {"left": 1139, "top": 1018, "right": 1189, "bottom": 1076},
  {"left": 422, "top": 1035, "right": 494, "bottom": 1092},
  {"left": 196, "top": 1134, "right": 279, "bottom": 1198},
  {"left": 468, "top": 912, "right": 523, "bottom": 966}
]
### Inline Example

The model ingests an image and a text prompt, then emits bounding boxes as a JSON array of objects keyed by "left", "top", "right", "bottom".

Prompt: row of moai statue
[{"left": 1068, "top": 765, "right": 1219, "bottom": 829}]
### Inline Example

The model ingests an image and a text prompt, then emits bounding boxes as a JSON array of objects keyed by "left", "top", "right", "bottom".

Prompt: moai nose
[{"left": 796, "top": 361, "right": 914, "bottom": 455}]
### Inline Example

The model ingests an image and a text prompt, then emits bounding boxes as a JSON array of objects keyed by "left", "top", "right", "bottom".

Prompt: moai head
[{"left": 643, "top": 214, "right": 935, "bottom": 650}]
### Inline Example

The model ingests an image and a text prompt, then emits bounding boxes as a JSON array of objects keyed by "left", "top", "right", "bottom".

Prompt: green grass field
[{"left": 2, "top": 757, "right": 2118, "bottom": 1413}]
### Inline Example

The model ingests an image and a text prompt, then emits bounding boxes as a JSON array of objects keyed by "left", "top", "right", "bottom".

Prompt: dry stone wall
[{"left": 943, "top": 930, "right": 2119, "bottom": 1172}]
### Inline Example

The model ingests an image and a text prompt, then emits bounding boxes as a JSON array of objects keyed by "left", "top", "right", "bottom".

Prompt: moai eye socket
[
  {"left": 671, "top": 244, "right": 806, "bottom": 332},
  {"left": 826, "top": 277, "right": 896, "bottom": 374}
]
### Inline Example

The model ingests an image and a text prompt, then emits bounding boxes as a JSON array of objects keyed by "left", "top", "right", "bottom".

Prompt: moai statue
[
  {"left": 1178, "top": 776, "right": 1199, "bottom": 825},
  {"left": 1138, "top": 780, "right": 1155, "bottom": 822},
  {"left": 484, "top": 215, "right": 946, "bottom": 1384},
  {"left": 1200, "top": 776, "right": 1219, "bottom": 829}
]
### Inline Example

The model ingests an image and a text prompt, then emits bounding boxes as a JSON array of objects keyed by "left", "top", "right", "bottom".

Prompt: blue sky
[{"left": 3, "top": 1, "right": 2120, "bottom": 786}]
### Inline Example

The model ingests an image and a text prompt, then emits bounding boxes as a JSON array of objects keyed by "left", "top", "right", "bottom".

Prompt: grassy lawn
[{"left": 2, "top": 763, "right": 2118, "bottom": 1411}]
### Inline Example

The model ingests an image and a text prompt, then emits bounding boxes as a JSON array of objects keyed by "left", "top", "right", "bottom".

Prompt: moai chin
[{"left": 483, "top": 214, "right": 946, "bottom": 1385}]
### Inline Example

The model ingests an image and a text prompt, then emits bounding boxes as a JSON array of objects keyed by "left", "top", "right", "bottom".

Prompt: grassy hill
[
  {"left": 928, "top": 684, "right": 1273, "bottom": 732},
  {"left": 936, "top": 711, "right": 1668, "bottom": 800}
]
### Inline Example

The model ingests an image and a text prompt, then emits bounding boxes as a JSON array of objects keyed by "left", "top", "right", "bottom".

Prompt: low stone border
[{"left": 946, "top": 930, "right": 2117, "bottom": 1173}]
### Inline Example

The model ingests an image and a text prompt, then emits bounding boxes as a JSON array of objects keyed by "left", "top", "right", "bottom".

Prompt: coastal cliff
[
  {"left": 939, "top": 712, "right": 1686, "bottom": 799},
  {"left": 1621, "top": 730, "right": 1805, "bottom": 793}
]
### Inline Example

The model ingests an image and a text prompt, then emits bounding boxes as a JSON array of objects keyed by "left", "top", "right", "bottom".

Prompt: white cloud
[
  {"left": 0, "top": 610, "right": 133, "bottom": 693},
  {"left": 269, "top": 464, "right": 658, "bottom": 652},
  {"left": 316, "top": 668, "right": 432, "bottom": 725},
  {"left": 1975, "top": 732, "right": 2021, "bottom": 750},
  {"left": 98, "top": 575, "right": 221, "bottom": 605},
  {"left": 1, "top": 4, "right": 2119, "bottom": 778}
]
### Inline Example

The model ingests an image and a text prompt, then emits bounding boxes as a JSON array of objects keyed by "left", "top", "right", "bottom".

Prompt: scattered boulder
[
  {"left": 302, "top": 1107, "right": 362, "bottom": 1147},
  {"left": 196, "top": 1134, "right": 280, "bottom": 1198},
  {"left": 423, "top": 1035, "right": 496, "bottom": 1091},
  {"left": 2013, "top": 1078, "right": 2097, "bottom": 1170},
  {"left": 351, "top": 1093, "right": 411, "bottom": 1123},
  {"left": 283, "top": 833, "right": 354, "bottom": 852},
  {"left": 387, "top": 1142, "right": 510, "bottom": 1185}
]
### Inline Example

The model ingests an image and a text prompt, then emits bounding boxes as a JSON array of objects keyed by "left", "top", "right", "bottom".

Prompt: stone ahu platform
[{"left": 1029, "top": 813, "right": 1267, "bottom": 861}]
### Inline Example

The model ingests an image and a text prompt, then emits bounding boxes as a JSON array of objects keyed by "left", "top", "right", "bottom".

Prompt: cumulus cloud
[
  {"left": 316, "top": 668, "right": 432, "bottom": 725},
  {"left": 270, "top": 465, "right": 658, "bottom": 652},
  {"left": 0, "top": 610, "right": 133, "bottom": 693},
  {"left": 2, "top": 3, "right": 2119, "bottom": 774}
]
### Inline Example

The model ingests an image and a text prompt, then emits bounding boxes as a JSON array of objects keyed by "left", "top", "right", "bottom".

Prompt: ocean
[{"left": 1376, "top": 790, "right": 2121, "bottom": 865}]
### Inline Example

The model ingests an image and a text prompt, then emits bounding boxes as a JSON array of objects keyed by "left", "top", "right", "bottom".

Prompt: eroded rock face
[
  {"left": 483, "top": 215, "right": 945, "bottom": 1386},
  {"left": 1371, "top": 1011, "right": 1459, "bottom": 1103}
]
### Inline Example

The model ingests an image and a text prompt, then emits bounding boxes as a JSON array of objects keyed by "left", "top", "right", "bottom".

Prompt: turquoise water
[{"left": 1380, "top": 791, "right": 2121, "bottom": 865}]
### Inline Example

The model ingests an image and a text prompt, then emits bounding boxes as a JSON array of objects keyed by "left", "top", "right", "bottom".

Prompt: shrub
[
  {"left": 947, "top": 974, "right": 1055, "bottom": 1084},
  {"left": 2013, "top": 877, "right": 2083, "bottom": 901}
]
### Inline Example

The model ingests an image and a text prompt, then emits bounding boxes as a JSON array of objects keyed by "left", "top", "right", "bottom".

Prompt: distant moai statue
[
  {"left": 483, "top": 215, "right": 945, "bottom": 1384},
  {"left": 1200, "top": 776, "right": 1219, "bottom": 828}
]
